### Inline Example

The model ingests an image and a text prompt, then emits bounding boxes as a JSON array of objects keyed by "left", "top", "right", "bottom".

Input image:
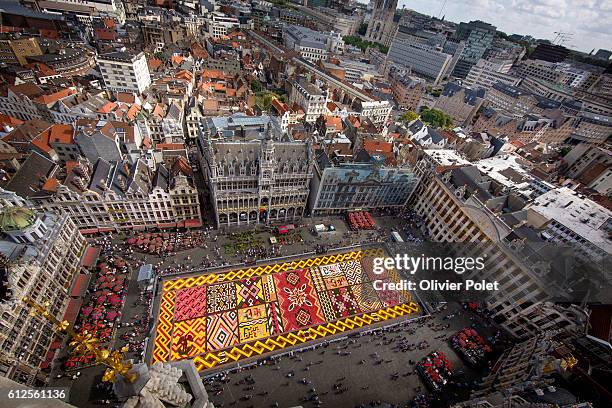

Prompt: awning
[
  {"left": 81, "top": 246, "right": 100, "bottom": 269},
  {"left": 184, "top": 219, "right": 202, "bottom": 228},
  {"left": 137, "top": 264, "right": 153, "bottom": 282},
  {"left": 49, "top": 340, "right": 62, "bottom": 350},
  {"left": 39, "top": 349, "right": 56, "bottom": 369},
  {"left": 79, "top": 228, "right": 99, "bottom": 235},
  {"left": 62, "top": 298, "right": 83, "bottom": 326},
  {"left": 98, "top": 227, "right": 114, "bottom": 233},
  {"left": 70, "top": 273, "right": 91, "bottom": 298},
  {"left": 176, "top": 221, "right": 185, "bottom": 228},
  {"left": 133, "top": 225, "right": 146, "bottom": 231},
  {"left": 157, "top": 222, "right": 176, "bottom": 229}
]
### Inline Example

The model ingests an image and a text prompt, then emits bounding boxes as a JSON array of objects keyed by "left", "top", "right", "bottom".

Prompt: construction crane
[{"left": 552, "top": 31, "right": 574, "bottom": 46}]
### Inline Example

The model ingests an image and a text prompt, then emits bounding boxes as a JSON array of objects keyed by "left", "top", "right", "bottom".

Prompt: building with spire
[
  {"left": 0, "top": 205, "right": 87, "bottom": 385},
  {"left": 364, "top": 0, "right": 398, "bottom": 47},
  {"left": 197, "top": 114, "right": 314, "bottom": 227}
]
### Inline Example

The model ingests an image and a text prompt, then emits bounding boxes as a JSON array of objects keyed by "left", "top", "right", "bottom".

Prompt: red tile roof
[
  {"left": 271, "top": 98, "right": 289, "bottom": 114},
  {"left": 97, "top": 101, "right": 117, "bottom": 114},
  {"left": 31, "top": 131, "right": 52, "bottom": 153},
  {"left": 34, "top": 88, "right": 76, "bottom": 105},
  {"left": 201, "top": 69, "right": 225, "bottom": 80},
  {"left": 116, "top": 93, "right": 136, "bottom": 104},
  {"left": 363, "top": 139, "right": 393, "bottom": 154},
  {"left": 42, "top": 177, "right": 59, "bottom": 192},
  {"left": 148, "top": 58, "right": 163, "bottom": 71},
  {"left": 171, "top": 55, "right": 185, "bottom": 65},
  {"left": 127, "top": 104, "right": 141, "bottom": 121},
  {"left": 325, "top": 116, "right": 343, "bottom": 132},
  {"left": 347, "top": 115, "right": 361, "bottom": 128},
  {"left": 172, "top": 156, "right": 192, "bottom": 176},
  {"left": 0, "top": 114, "right": 24, "bottom": 128},
  {"left": 156, "top": 143, "right": 185, "bottom": 150},
  {"left": 48, "top": 124, "right": 74, "bottom": 144},
  {"left": 9, "top": 83, "right": 45, "bottom": 98},
  {"left": 24, "top": 62, "right": 57, "bottom": 77}
]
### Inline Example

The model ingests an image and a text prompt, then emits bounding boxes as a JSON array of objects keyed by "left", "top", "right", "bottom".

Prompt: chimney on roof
[
  {"left": 117, "top": 175, "right": 127, "bottom": 192},
  {"left": 72, "top": 176, "right": 86, "bottom": 191}
]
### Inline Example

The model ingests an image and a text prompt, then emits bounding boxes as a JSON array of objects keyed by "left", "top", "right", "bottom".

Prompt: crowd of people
[
  {"left": 63, "top": 256, "right": 128, "bottom": 370},
  {"left": 203, "top": 303, "right": 497, "bottom": 407},
  {"left": 124, "top": 231, "right": 209, "bottom": 256},
  {"left": 55, "top": 213, "right": 491, "bottom": 406}
]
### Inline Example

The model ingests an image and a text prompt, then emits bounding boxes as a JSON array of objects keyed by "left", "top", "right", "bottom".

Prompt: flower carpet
[{"left": 152, "top": 248, "right": 420, "bottom": 371}]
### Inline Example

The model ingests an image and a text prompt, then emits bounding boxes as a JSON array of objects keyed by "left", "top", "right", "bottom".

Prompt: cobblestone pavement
[
  {"left": 49, "top": 215, "right": 499, "bottom": 407},
  {"left": 204, "top": 304, "right": 498, "bottom": 408}
]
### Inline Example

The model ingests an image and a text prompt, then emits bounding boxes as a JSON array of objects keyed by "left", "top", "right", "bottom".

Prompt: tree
[
  {"left": 358, "top": 23, "right": 368, "bottom": 36},
  {"left": 343, "top": 35, "right": 388, "bottom": 54},
  {"left": 153, "top": 51, "right": 165, "bottom": 61},
  {"left": 251, "top": 80, "right": 262, "bottom": 93},
  {"left": 400, "top": 111, "right": 419, "bottom": 123},
  {"left": 420, "top": 107, "right": 453, "bottom": 129}
]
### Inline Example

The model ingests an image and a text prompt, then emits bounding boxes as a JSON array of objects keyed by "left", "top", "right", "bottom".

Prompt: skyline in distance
[{"left": 357, "top": 0, "right": 611, "bottom": 55}]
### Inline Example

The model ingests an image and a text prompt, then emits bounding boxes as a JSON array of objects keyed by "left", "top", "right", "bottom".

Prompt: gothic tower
[{"left": 365, "top": 0, "right": 399, "bottom": 47}]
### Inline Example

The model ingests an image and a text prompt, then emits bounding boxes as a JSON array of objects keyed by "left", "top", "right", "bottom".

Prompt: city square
[
  {"left": 0, "top": 0, "right": 609, "bottom": 407},
  {"left": 150, "top": 247, "right": 420, "bottom": 371}
]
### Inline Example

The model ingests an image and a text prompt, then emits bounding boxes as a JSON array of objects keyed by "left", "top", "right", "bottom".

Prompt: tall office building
[
  {"left": 364, "top": 0, "right": 398, "bottom": 47},
  {"left": 451, "top": 20, "right": 497, "bottom": 79},
  {"left": 97, "top": 51, "right": 151, "bottom": 95},
  {"left": 387, "top": 27, "right": 453, "bottom": 84},
  {"left": 529, "top": 43, "right": 569, "bottom": 63}
]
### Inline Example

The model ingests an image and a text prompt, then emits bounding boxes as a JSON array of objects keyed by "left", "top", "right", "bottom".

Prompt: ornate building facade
[
  {"left": 197, "top": 116, "right": 314, "bottom": 227},
  {"left": 0, "top": 206, "right": 86, "bottom": 385},
  {"left": 21, "top": 157, "right": 201, "bottom": 232},
  {"left": 308, "top": 152, "right": 419, "bottom": 215}
]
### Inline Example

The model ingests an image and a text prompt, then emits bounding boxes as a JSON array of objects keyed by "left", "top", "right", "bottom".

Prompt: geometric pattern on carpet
[
  {"left": 328, "top": 286, "right": 361, "bottom": 319},
  {"left": 174, "top": 287, "right": 207, "bottom": 322},
  {"left": 341, "top": 260, "right": 368, "bottom": 285},
  {"left": 265, "top": 302, "right": 284, "bottom": 336},
  {"left": 309, "top": 266, "right": 327, "bottom": 292},
  {"left": 387, "top": 268, "right": 410, "bottom": 302},
  {"left": 152, "top": 247, "right": 420, "bottom": 371},
  {"left": 319, "top": 263, "right": 344, "bottom": 278},
  {"left": 261, "top": 274, "right": 277, "bottom": 302},
  {"left": 206, "top": 310, "right": 238, "bottom": 351},
  {"left": 206, "top": 282, "right": 236, "bottom": 314},
  {"left": 171, "top": 316, "right": 207, "bottom": 360},
  {"left": 375, "top": 279, "right": 401, "bottom": 307},
  {"left": 235, "top": 277, "right": 265, "bottom": 308},
  {"left": 274, "top": 269, "right": 324, "bottom": 331},
  {"left": 317, "top": 288, "right": 337, "bottom": 321},
  {"left": 238, "top": 304, "right": 269, "bottom": 343},
  {"left": 361, "top": 256, "right": 388, "bottom": 281},
  {"left": 323, "top": 274, "right": 349, "bottom": 291},
  {"left": 350, "top": 283, "right": 383, "bottom": 312}
]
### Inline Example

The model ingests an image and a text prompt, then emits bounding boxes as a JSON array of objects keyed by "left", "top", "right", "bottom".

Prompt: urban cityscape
[{"left": 0, "top": 0, "right": 610, "bottom": 407}]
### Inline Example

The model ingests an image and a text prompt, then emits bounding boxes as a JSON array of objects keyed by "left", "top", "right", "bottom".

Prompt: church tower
[{"left": 365, "top": 0, "right": 399, "bottom": 47}]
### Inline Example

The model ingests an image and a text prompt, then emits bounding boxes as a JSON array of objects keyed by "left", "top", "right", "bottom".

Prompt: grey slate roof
[
  {"left": 441, "top": 82, "right": 485, "bottom": 106},
  {"left": 5, "top": 151, "right": 57, "bottom": 199},
  {"left": 153, "top": 164, "right": 169, "bottom": 190}
]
